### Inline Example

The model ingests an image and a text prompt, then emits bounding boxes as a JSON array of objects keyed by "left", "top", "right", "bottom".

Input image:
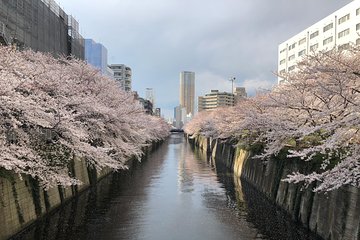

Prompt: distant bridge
[{"left": 170, "top": 128, "right": 184, "bottom": 133}]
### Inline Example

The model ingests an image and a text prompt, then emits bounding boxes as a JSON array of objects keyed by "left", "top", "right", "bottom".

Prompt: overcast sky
[{"left": 56, "top": 0, "right": 352, "bottom": 118}]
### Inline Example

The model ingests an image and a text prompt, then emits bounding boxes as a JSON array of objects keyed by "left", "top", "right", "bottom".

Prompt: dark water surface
[{"left": 13, "top": 134, "right": 321, "bottom": 240}]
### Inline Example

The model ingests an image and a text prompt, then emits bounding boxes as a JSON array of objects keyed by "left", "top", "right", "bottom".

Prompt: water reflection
[{"left": 12, "top": 134, "right": 321, "bottom": 240}]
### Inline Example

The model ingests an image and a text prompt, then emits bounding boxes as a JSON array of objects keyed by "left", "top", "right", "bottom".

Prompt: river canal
[{"left": 12, "top": 133, "right": 321, "bottom": 240}]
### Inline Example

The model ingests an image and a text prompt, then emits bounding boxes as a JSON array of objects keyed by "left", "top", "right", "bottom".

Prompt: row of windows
[
  {"left": 310, "top": 43, "right": 318, "bottom": 51},
  {"left": 280, "top": 39, "right": 360, "bottom": 72},
  {"left": 310, "top": 31, "right": 319, "bottom": 39},
  {"left": 323, "top": 36, "right": 333, "bottom": 45},
  {"left": 288, "top": 43, "right": 296, "bottom": 50},
  {"left": 283, "top": 24, "right": 359, "bottom": 54},
  {"left": 323, "top": 23, "right": 333, "bottom": 32},
  {"left": 280, "top": 9, "right": 360, "bottom": 56},
  {"left": 338, "top": 14, "right": 350, "bottom": 25},
  {"left": 299, "top": 37, "right": 306, "bottom": 45},
  {"left": 338, "top": 28, "right": 350, "bottom": 38},
  {"left": 298, "top": 49, "right": 306, "bottom": 56}
]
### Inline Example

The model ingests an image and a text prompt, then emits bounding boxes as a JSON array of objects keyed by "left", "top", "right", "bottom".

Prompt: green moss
[{"left": 0, "top": 168, "right": 15, "bottom": 182}]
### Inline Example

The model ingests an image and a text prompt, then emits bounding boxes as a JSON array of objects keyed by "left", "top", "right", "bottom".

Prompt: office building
[
  {"left": 278, "top": 0, "right": 360, "bottom": 84},
  {"left": 85, "top": 39, "right": 109, "bottom": 75},
  {"left": 174, "top": 105, "right": 187, "bottom": 129},
  {"left": 179, "top": 71, "right": 195, "bottom": 116},
  {"left": 145, "top": 88, "right": 155, "bottom": 108},
  {"left": 109, "top": 64, "right": 132, "bottom": 91},
  {"left": 198, "top": 90, "right": 234, "bottom": 112},
  {"left": 234, "top": 87, "right": 247, "bottom": 104},
  {"left": 0, "top": 0, "right": 84, "bottom": 59}
]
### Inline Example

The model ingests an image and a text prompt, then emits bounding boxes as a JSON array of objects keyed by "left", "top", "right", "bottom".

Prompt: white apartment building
[
  {"left": 109, "top": 64, "right": 132, "bottom": 91},
  {"left": 278, "top": 0, "right": 360, "bottom": 84}
]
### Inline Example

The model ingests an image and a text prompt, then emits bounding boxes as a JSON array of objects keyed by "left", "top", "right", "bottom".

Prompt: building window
[
  {"left": 357, "top": 8, "right": 360, "bottom": 16},
  {"left": 356, "top": 38, "right": 360, "bottom": 45},
  {"left": 357, "top": 23, "right": 360, "bottom": 31},
  {"left": 310, "top": 31, "right": 319, "bottom": 39},
  {"left": 288, "top": 65, "right": 295, "bottom": 71},
  {"left": 280, "top": 59, "right": 285, "bottom": 65},
  {"left": 288, "top": 54, "right": 295, "bottom": 61},
  {"left": 298, "top": 49, "right": 306, "bottom": 57},
  {"left": 310, "top": 43, "right": 318, "bottom": 51},
  {"left": 288, "top": 43, "right": 296, "bottom": 50},
  {"left": 298, "top": 37, "right": 306, "bottom": 45},
  {"left": 279, "top": 69, "right": 286, "bottom": 74},
  {"left": 280, "top": 48, "right": 286, "bottom": 54},
  {"left": 338, "top": 28, "right": 350, "bottom": 38},
  {"left": 338, "top": 43, "right": 350, "bottom": 51},
  {"left": 323, "top": 23, "right": 333, "bottom": 32},
  {"left": 323, "top": 36, "right": 333, "bottom": 45},
  {"left": 338, "top": 14, "right": 350, "bottom": 25}
]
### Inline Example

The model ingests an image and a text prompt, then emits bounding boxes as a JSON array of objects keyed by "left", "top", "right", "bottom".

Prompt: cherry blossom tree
[
  {"left": 0, "top": 46, "right": 170, "bottom": 189},
  {"left": 185, "top": 46, "right": 360, "bottom": 192}
]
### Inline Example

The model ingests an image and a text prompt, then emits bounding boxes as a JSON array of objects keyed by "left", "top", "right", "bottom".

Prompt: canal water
[{"left": 13, "top": 133, "right": 321, "bottom": 240}]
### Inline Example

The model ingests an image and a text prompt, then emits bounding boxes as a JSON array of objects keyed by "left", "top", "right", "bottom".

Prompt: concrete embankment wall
[
  {"left": 189, "top": 135, "right": 360, "bottom": 240},
  {"left": 0, "top": 142, "right": 160, "bottom": 240}
]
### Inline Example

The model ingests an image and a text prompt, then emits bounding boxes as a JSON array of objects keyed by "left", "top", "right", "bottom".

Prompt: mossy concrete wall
[
  {"left": 0, "top": 141, "right": 162, "bottom": 240},
  {"left": 191, "top": 135, "right": 360, "bottom": 240}
]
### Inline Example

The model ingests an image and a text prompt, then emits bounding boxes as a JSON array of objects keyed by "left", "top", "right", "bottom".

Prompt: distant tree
[{"left": 0, "top": 46, "right": 170, "bottom": 189}]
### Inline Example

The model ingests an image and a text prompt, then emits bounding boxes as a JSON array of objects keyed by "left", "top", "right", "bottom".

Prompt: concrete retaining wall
[
  {"left": 190, "top": 135, "right": 360, "bottom": 240},
  {"left": 0, "top": 141, "right": 162, "bottom": 240}
]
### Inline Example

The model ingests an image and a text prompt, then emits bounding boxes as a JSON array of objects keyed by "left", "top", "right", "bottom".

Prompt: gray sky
[{"left": 56, "top": 0, "right": 352, "bottom": 118}]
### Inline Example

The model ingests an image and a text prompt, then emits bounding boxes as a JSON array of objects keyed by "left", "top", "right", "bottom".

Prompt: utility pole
[{"left": 229, "top": 77, "right": 236, "bottom": 94}]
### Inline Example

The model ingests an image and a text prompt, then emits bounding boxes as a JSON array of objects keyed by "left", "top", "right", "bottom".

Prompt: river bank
[
  {"left": 0, "top": 141, "right": 162, "bottom": 240},
  {"left": 188, "top": 135, "right": 360, "bottom": 240}
]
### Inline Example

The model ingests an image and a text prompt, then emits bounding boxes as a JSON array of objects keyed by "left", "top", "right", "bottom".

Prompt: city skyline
[{"left": 55, "top": 0, "right": 352, "bottom": 118}]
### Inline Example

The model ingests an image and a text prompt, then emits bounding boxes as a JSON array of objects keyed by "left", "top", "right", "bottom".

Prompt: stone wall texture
[{"left": 190, "top": 135, "right": 360, "bottom": 240}]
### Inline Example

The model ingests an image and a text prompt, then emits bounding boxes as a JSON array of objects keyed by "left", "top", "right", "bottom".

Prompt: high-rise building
[
  {"left": 278, "top": 0, "right": 360, "bottom": 84},
  {"left": 85, "top": 39, "right": 108, "bottom": 75},
  {"left": 179, "top": 71, "right": 195, "bottom": 116},
  {"left": 198, "top": 90, "right": 234, "bottom": 112},
  {"left": 174, "top": 105, "right": 187, "bottom": 129},
  {"left": 0, "top": 0, "right": 84, "bottom": 59},
  {"left": 109, "top": 64, "right": 132, "bottom": 91},
  {"left": 145, "top": 88, "right": 155, "bottom": 108}
]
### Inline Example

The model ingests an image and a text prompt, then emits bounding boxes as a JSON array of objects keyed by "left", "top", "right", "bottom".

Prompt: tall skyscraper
[{"left": 179, "top": 71, "right": 195, "bottom": 116}]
